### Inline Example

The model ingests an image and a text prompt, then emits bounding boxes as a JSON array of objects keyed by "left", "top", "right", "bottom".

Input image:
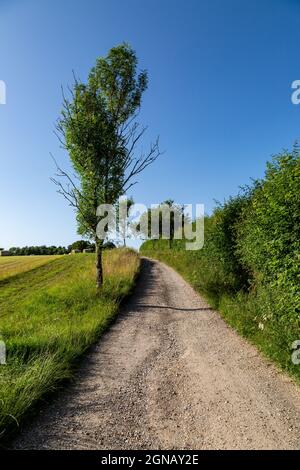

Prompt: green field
[
  {"left": 0, "top": 250, "right": 139, "bottom": 440},
  {"left": 0, "top": 255, "right": 61, "bottom": 282}
]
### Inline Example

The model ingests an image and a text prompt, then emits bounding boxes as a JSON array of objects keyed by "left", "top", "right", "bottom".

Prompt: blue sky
[{"left": 1, "top": 0, "right": 300, "bottom": 248}]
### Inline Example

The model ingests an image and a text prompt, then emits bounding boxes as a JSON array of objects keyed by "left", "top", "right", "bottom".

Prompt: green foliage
[
  {"left": 8, "top": 246, "right": 69, "bottom": 256},
  {"left": 90, "top": 43, "right": 148, "bottom": 125},
  {"left": 206, "top": 192, "right": 252, "bottom": 291},
  {"left": 103, "top": 241, "right": 116, "bottom": 250},
  {"left": 141, "top": 148, "right": 300, "bottom": 382},
  {"left": 7, "top": 240, "right": 96, "bottom": 256},
  {"left": 68, "top": 240, "right": 95, "bottom": 252},
  {"left": 237, "top": 149, "right": 300, "bottom": 287}
]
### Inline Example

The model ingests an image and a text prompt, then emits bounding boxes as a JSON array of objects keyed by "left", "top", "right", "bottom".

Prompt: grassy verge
[
  {"left": 141, "top": 248, "right": 300, "bottom": 384},
  {"left": 0, "top": 249, "right": 139, "bottom": 440}
]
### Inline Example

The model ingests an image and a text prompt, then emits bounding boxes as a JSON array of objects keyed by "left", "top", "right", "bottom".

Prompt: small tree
[{"left": 52, "top": 44, "right": 160, "bottom": 288}]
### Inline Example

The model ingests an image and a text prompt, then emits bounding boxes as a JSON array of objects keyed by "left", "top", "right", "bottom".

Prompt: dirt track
[{"left": 13, "top": 258, "right": 300, "bottom": 450}]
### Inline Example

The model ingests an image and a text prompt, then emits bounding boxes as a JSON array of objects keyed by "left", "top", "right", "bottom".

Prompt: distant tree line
[
  {"left": 6, "top": 240, "right": 105, "bottom": 256},
  {"left": 8, "top": 246, "right": 69, "bottom": 256}
]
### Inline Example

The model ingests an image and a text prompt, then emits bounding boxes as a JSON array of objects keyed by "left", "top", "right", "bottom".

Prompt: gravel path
[{"left": 13, "top": 257, "right": 300, "bottom": 450}]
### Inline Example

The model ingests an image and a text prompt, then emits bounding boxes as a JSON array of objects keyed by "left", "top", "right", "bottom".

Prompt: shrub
[{"left": 238, "top": 149, "right": 300, "bottom": 287}]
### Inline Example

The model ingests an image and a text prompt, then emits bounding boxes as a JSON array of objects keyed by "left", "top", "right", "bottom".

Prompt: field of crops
[{"left": 0, "top": 249, "right": 140, "bottom": 441}]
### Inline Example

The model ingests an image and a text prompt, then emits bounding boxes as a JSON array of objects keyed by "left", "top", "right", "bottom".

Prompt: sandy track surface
[{"left": 13, "top": 258, "right": 300, "bottom": 450}]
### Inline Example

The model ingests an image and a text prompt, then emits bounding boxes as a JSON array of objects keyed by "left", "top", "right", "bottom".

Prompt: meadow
[{"left": 0, "top": 249, "right": 139, "bottom": 440}]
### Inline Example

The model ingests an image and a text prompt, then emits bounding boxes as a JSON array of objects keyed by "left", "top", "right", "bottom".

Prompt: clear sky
[{"left": 1, "top": 0, "right": 300, "bottom": 248}]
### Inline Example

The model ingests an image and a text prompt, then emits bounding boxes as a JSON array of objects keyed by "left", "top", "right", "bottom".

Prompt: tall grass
[{"left": 0, "top": 249, "right": 139, "bottom": 440}]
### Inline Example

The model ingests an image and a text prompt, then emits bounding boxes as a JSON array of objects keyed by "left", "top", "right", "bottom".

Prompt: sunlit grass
[
  {"left": 0, "top": 249, "right": 140, "bottom": 440},
  {"left": 0, "top": 255, "right": 61, "bottom": 282}
]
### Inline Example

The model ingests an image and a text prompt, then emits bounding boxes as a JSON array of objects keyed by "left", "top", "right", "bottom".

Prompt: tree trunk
[{"left": 95, "top": 239, "right": 103, "bottom": 289}]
